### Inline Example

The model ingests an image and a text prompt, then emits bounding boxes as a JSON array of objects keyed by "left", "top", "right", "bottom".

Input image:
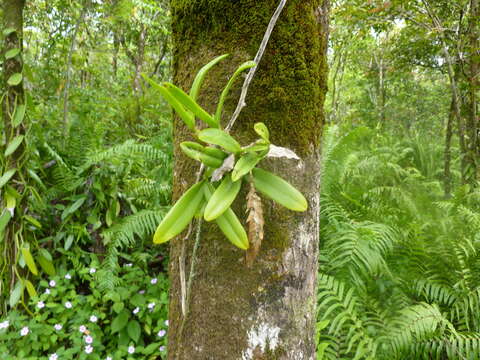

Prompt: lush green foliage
[
  {"left": 0, "top": 262, "right": 169, "bottom": 359},
  {"left": 1, "top": 0, "right": 478, "bottom": 358},
  {"left": 1, "top": 1, "right": 174, "bottom": 356},
  {"left": 317, "top": 125, "right": 480, "bottom": 359}
]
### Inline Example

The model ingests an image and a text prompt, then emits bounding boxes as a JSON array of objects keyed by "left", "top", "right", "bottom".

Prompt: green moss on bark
[
  {"left": 171, "top": 0, "right": 325, "bottom": 157},
  {"left": 168, "top": 1, "right": 327, "bottom": 358}
]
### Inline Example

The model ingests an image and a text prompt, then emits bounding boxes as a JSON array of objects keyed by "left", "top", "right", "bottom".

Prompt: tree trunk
[
  {"left": 113, "top": 32, "right": 120, "bottom": 79},
  {"left": 444, "top": 96, "right": 455, "bottom": 198},
  {"left": 62, "top": 1, "right": 87, "bottom": 139},
  {"left": 1, "top": 0, "right": 25, "bottom": 313},
  {"left": 464, "top": 0, "right": 479, "bottom": 185},
  {"left": 167, "top": 0, "right": 329, "bottom": 359}
]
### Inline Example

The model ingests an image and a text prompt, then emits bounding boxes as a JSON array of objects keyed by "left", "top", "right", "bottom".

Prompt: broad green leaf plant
[{"left": 143, "top": 55, "right": 308, "bottom": 252}]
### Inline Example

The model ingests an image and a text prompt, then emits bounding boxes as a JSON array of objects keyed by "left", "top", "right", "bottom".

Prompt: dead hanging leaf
[
  {"left": 245, "top": 182, "right": 264, "bottom": 267},
  {"left": 211, "top": 154, "right": 235, "bottom": 182},
  {"left": 267, "top": 144, "right": 300, "bottom": 160}
]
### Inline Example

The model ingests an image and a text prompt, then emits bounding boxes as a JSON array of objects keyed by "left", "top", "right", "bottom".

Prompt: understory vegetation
[
  {"left": 1, "top": 0, "right": 479, "bottom": 359},
  {"left": 318, "top": 125, "right": 480, "bottom": 359}
]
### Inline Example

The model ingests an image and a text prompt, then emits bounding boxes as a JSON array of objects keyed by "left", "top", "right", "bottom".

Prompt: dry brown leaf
[{"left": 245, "top": 182, "right": 264, "bottom": 267}]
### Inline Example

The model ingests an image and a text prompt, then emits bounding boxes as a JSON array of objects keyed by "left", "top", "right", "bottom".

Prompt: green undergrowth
[{"left": 317, "top": 124, "right": 480, "bottom": 360}]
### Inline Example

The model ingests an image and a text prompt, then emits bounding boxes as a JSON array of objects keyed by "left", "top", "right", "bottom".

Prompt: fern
[
  {"left": 319, "top": 125, "right": 480, "bottom": 359},
  {"left": 98, "top": 209, "right": 167, "bottom": 291}
]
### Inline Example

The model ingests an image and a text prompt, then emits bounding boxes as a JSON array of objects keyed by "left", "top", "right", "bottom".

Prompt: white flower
[
  {"left": 160, "top": 345, "right": 166, "bottom": 351},
  {"left": 85, "top": 335, "right": 93, "bottom": 344},
  {"left": 65, "top": 273, "right": 72, "bottom": 279},
  {"left": 132, "top": 307, "right": 140, "bottom": 315},
  {"left": 89, "top": 268, "right": 96, "bottom": 274},
  {"left": 138, "top": 290, "right": 145, "bottom": 294},
  {"left": 54, "top": 324, "right": 63, "bottom": 331},
  {"left": 164, "top": 320, "right": 169, "bottom": 326},
  {"left": 45, "top": 288, "right": 51, "bottom": 294},
  {"left": 89, "top": 315, "right": 98, "bottom": 323},
  {"left": 79, "top": 325, "right": 87, "bottom": 333},
  {"left": 20, "top": 326, "right": 29, "bottom": 336},
  {"left": 0, "top": 320, "right": 9, "bottom": 329},
  {"left": 85, "top": 345, "right": 93, "bottom": 354},
  {"left": 150, "top": 278, "right": 158, "bottom": 284},
  {"left": 148, "top": 302, "right": 155, "bottom": 310},
  {"left": 106, "top": 357, "right": 112, "bottom": 360},
  {"left": 65, "top": 301, "right": 72, "bottom": 309},
  {"left": 49, "top": 353, "right": 58, "bottom": 360},
  {"left": 49, "top": 280, "right": 56, "bottom": 287},
  {"left": 157, "top": 329, "right": 166, "bottom": 337},
  {"left": 37, "top": 301, "right": 45, "bottom": 309},
  {"left": 124, "top": 263, "right": 132, "bottom": 267},
  {"left": 127, "top": 345, "right": 135, "bottom": 354}
]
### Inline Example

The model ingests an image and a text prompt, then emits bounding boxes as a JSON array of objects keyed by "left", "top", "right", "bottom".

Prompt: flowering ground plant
[{"left": 0, "top": 262, "right": 168, "bottom": 359}]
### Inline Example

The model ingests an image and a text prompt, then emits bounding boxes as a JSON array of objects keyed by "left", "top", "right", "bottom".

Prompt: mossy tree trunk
[
  {"left": 167, "top": 1, "right": 329, "bottom": 359},
  {"left": 1, "top": 0, "right": 26, "bottom": 312}
]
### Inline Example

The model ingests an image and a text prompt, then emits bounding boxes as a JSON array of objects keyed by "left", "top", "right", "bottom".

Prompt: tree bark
[
  {"left": 62, "top": 1, "right": 87, "bottom": 139},
  {"left": 444, "top": 96, "right": 455, "bottom": 198},
  {"left": 113, "top": 32, "right": 120, "bottom": 79},
  {"left": 167, "top": 0, "right": 329, "bottom": 359},
  {"left": 1, "top": 0, "right": 25, "bottom": 313},
  {"left": 464, "top": 0, "right": 479, "bottom": 185}
]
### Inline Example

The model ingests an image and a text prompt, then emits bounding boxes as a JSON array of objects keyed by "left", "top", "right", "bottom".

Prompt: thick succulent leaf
[
  {"left": 252, "top": 168, "right": 307, "bottom": 212},
  {"left": 231, "top": 153, "right": 262, "bottom": 182},
  {"left": 204, "top": 174, "right": 241, "bottom": 221},
  {"left": 180, "top": 142, "right": 226, "bottom": 168},
  {"left": 204, "top": 184, "right": 249, "bottom": 250},
  {"left": 198, "top": 128, "right": 242, "bottom": 154},
  {"left": 141, "top": 74, "right": 195, "bottom": 131},
  {"left": 163, "top": 83, "right": 218, "bottom": 128},
  {"left": 254, "top": 122, "right": 270, "bottom": 141},
  {"left": 214, "top": 60, "right": 255, "bottom": 123},
  {"left": 153, "top": 181, "right": 206, "bottom": 244},
  {"left": 190, "top": 54, "right": 229, "bottom": 101}
]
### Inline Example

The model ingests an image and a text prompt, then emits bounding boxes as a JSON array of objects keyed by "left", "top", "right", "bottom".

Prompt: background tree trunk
[
  {"left": 1, "top": 0, "right": 26, "bottom": 313},
  {"left": 167, "top": 0, "right": 329, "bottom": 359},
  {"left": 464, "top": 0, "right": 479, "bottom": 185},
  {"left": 444, "top": 96, "right": 455, "bottom": 198},
  {"left": 62, "top": 1, "right": 87, "bottom": 139}
]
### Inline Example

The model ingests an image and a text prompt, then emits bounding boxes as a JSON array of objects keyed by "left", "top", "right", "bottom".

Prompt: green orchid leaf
[
  {"left": 153, "top": 181, "right": 206, "bottom": 244},
  {"left": 204, "top": 174, "right": 241, "bottom": 221},
  {"left": 142, "top": 74, "right": 195, "bottom": 131},
  {"left": 164, "top": 83, "right": 218, "bottom": 128},
  {"left": 190, "top": 54, "right": 229, "bottom": 101},
  {"left": 215, "top": 60, "right": 255, "bottom": 123},
  {"left": 198, "top": 128, "right": 242, "bottom": 154},
  {"left": 252, "top": 168, "right": 307, "bottom": 212},
  {"left": 231, "top": 153, "right": 262, "bottom": 182},
  {"left": 254, "top": 122, "right": 270, "bottom": 141}
]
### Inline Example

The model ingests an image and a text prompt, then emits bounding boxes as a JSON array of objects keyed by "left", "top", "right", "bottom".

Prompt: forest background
[{"left": 0, "top": 0, "right": 479, "bottom": 359}]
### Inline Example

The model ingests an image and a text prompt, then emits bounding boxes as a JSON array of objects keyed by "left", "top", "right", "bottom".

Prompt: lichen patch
[{"left": 242, "top": 322, "right": 281, "bottom": 360}]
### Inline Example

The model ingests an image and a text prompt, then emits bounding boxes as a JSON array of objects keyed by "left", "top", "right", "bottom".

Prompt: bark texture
[
  {"left": 464, "top": 0, "right": 479, "bottom": 185},
  {"left": 167, "top": 1, "right": 329, "bottom": 359},
  {"left": 1, "top": 0, "right": 25, "bottom": 313}
]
